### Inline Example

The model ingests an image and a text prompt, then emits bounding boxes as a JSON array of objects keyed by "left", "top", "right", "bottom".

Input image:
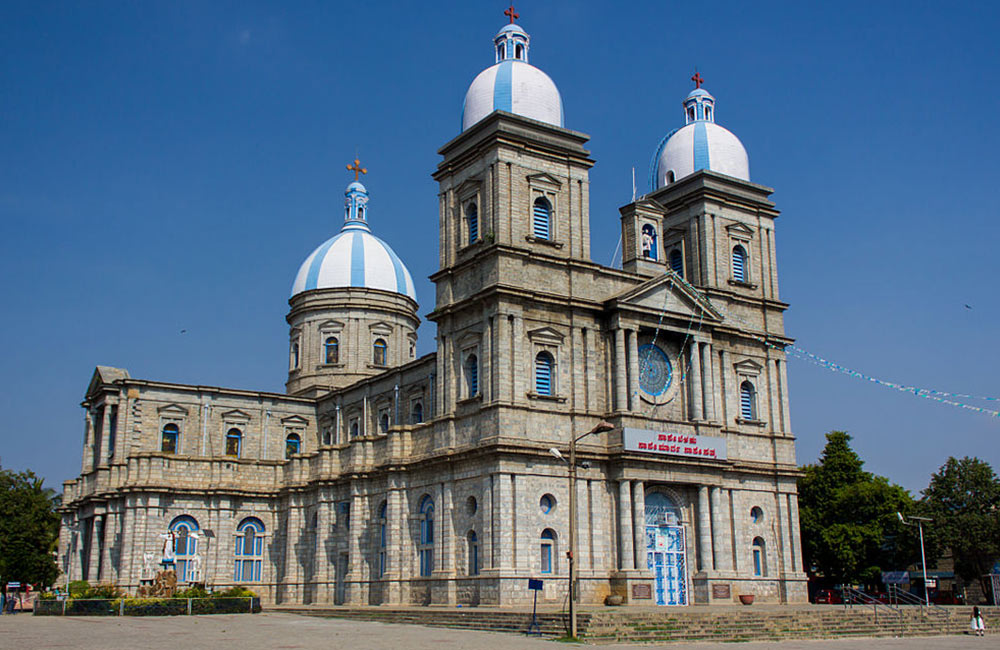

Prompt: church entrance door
[{"left": 644, "top": 492, "right": 688, "bottom": 606}]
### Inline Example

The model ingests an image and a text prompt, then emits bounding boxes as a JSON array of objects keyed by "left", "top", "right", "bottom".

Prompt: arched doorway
[{"left": 644, "top": 492, "right": 688, "bottom": 605}]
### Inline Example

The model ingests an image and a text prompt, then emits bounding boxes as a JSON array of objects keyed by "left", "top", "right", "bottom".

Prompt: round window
[
  {"left": 638, "top": 344, "right": 672, "bottom": 396},
  {"left": 540, "top": 494, "right": 556, "bottom": 514},
  {"left": 750, "top": 506, "right": 764, "bottom": 524},
  {"left": 466, "top": 496, "right": 478, "bottom": 516}
]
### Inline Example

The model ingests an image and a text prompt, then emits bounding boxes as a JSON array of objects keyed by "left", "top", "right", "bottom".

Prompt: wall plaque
[
  {"left": 632, "top": 583, "right": 652, "bottom": 599},
  {"left": 712, "top": 584, "right": 732, "bottom": 599}
]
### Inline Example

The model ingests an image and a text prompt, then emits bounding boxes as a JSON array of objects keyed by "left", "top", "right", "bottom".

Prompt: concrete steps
[{"left": 274, "top": 604, "right": 997, "bottom": 644}]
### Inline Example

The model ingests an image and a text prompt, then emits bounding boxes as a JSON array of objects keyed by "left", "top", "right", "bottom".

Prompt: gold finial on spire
[{"left": 346, "top": 158, "right": 367, "bottom": 181}]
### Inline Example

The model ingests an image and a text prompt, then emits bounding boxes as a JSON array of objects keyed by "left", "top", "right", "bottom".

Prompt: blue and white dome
[
  {"left": 291, "top": 180, "right": 417, "bottom": 301},
  {"left": 652, "top": 82, "right": 749, "bottom": 189},
  {"left": 461, "top": 19, "right": 563, "bottom": 131}
]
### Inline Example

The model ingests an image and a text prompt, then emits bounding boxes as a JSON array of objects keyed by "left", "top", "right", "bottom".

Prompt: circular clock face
[{"left": 638, "top": 344, "right": 672, "bottom": 396}]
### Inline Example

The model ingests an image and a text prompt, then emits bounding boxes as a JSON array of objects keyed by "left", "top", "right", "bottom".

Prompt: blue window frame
[
  {"left": 669, "top": 249, "right": 683, "bottom": 276},
  {"left": 225, "top": 428, "right": 242, "bottom": 457},
  {"left": 324, "top": 337, "right": 339, "bottom": 364},
  {"left": 532, "top": 197, "right": 551, "bottom": 240},
  {"left": 169, "top": 515, "right": 199, "bottom": 582},
  {"left": 465, "top": 353, "right": 479, "bottom": 397},
  {"left": 285, "top": 433, "right": 301, "bottom": 458},
  {"left": 373, "top": 338, "right": 387, "bottom": 366},
  {"left": 740, "top": 381, "right": 756, "bottom": 420},
  {"left": 732, "top": 245, "right": 748, "bottom": 283},
  {"left": 752, "top": 537, "right": 766, "bottom": 576},
  {"left": 419, "top": 496, "right": 434, "bottom": 577},
  {"left": 161, "top": 423, "right": 179, "bottom": 454},
  {"left": 234, "top": 517, "right": 264, "bottom": 582},
  {"left": 535, "top": 351, "right": 554, "bottom": 395},
  {"left": 467, "top": 203, "right": 478, "bottom": 245},
  {"left": 540, "top": 529, "right": 556, "bottom": 573},
  {"left": 641, "top": 224, "right": 658, "bottom": 260},
  {"left": 539, "top": 494, "right": 555, "bottom": 514}
]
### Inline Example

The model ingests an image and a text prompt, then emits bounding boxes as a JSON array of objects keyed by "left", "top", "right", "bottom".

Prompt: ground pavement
[{"left": 0, "top": 612, "right": 990, "bottom": 649}]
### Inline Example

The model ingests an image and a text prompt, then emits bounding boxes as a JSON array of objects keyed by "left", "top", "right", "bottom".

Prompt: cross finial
[
  {"left": 346, "top": 158, "right": 367, "bottom": 181},
  {"left": 691, "top": 71, "right": 704, "bottom": 89},
  {"left": 504, "top": 3, "right": 518, "bottom": 24}
]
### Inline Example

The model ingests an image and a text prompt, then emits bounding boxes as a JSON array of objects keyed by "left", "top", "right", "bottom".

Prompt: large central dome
[
  {"left": 461, "top": 21, "right": 563, "bottom": 131},
  {"left": 290, "top": 180, "right": 416, "bottom": 301}
]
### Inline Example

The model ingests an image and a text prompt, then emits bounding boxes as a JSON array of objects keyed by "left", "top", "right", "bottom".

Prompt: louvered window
[
  {"left": 669, "top": 249, "right": 683, "bottom": 276},
  {"left": 465, "top": 354, "right": 479, "bottom": 397},
  {"left": 533, "top": 197, "right": 551, "bottom": 240},
  {"left": 732, "top": 245, "right": 748, "bottom": 283},
  {"left": 740, "top": 381, "right": 756, "bottom": 420},
  {"left": 467, "top": 203, "right": 478, "bottom": 245},
  {"left": 535, "top": 351, "right": 554, "bottom": 395}
]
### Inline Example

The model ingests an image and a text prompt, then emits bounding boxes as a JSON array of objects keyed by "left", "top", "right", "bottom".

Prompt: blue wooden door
[{"left": 646, "top": 525, "right": 687, "bottom": 606}]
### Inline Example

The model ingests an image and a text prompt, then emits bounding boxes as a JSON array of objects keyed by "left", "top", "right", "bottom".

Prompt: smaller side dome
[{"left": 651, "top": 75, "right": 749, "bottom": 189}]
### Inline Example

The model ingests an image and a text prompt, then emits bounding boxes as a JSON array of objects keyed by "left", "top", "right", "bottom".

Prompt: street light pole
[
  {"left": 564, "top": 420, "right": 614, "bottom": 640},
  {"left": 898, "top": 512, "right": 933, "bottom": 608}
]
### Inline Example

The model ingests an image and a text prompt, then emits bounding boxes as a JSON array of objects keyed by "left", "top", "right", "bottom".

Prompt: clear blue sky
[{"left": 2, "top": 1, "right": 997, "bottom": 495}]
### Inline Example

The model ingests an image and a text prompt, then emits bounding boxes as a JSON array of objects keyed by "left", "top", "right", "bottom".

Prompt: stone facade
[{"left": 61, "top": 93, "right": 807, "bottom": 608}]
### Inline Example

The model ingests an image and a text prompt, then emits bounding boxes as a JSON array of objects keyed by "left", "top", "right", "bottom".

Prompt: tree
[
  {"left": 0, "top": 466, "right": 60, "bottom": 588},
  {"left": 797, "top": 431, "right": 916, "bottom": 586},
  {"left": 920, "top": 456, "right": 1000, "bottom": 600}
]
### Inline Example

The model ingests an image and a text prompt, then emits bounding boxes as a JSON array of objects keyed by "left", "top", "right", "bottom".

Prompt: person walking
[{"left": 971, "top": 606, "right": 986, "bottom": 637}]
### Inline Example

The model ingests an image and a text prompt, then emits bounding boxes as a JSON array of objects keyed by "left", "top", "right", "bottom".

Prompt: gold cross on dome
[{"left": 346, "top": 158, "right": 367, "bottom": 181}]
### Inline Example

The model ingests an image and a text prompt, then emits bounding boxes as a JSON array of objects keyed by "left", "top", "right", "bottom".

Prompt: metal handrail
[
  {"left": 842, "top": 587, "right": 903, "bottom": 632},
  {"left": 887, "top": 584, "right": 949, "bottom": 617}
]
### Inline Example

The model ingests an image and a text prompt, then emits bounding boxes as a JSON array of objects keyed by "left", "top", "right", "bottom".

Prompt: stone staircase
[{"left": 274, "top": 604, "right": 997, "bottom": 643}]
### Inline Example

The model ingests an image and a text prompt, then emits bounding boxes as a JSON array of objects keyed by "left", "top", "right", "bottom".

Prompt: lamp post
[
  {"left": 552, "top": 419, "right": 614, "bottom": 639},
  {"left": 897, "top": 512, "right": 933, "bottom": 607}
]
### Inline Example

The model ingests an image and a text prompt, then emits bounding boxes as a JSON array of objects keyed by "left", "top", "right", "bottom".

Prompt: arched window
[
  {"left": 464, "top": 353, "right": 479, "bottom": 397},
  {"left": 641, "top": 224, "right": 658, "bottom": 260},
  {"left": 498, "top": 43, "right": 505, "bottom": 59},
  {"left": 358, "top": 206, "right": 365, "bottom": 220},
  {"left": 419, "top": 496, "right": 434, "bottom": 577},
  {"left": 378, "top": 501, "right": 388, "bottom": 578},
  {"left": 752, "top": 537, "right": 766, "bottom": 576},
  {"left": 535, "top": 351, "right": 554, "bottom": 395},
  {"left": 540, "top": 528, "right": 556, "bottom": 574},
  {"left": 373, "top": 338, "right": 387, "bottom": 366},
  {"left": 379, "top": 412, "right": 390, "bottom": 434},
  {"left": 169, "top": 515, "right": 199, "bottom": 582},
  {"left": 740, "top": 381, "right": 757, "bottom": 420},
  {"left": 515, "top": 44, "right": 524, "bottom": 59},
  {"left": 467, "top": 203, "right": 478, "bottom": 245},
  {"left": 234, "top": 517, "right": 264, "bottom": 582},
  {"left": 161, "top": 423, "right": 179, "bottom": 454},
  {"left": 350, "top": 421, "right": 359, "bottom": 438},
  {"left": 732, "top": 245, "right": 748, "bottom": 283},
  {"left": 291, "top": 341, "right": 300, "bottom": 369},
  {"left": 324, "top": 337, "right": 339, "bottom": 364},
  {"left": 705, "top": 106, "right": 713, "bottom": 121},
  {"left": 666, "top": 170, "right": 675, "bottom": 184},
  {"left": 532, "top": 197, "right": 551, "bottom": 240},
  {"left": 225, "top": 428, "right": 242, "bottom": 458},
  {"left": 687, "top": 106, "right": 695, "bottom": 121},
  {"left": 467, "top": 530, "right": 479, "bottom": 576},
  {"left": 669, "top": 249, "right": 683, "bottom": 277},
  {"left": 410, "top": 401, "right": 424, "bottom": 424},
  {"left": 285, "top": 432, "right": 301, "bottom": 458}
]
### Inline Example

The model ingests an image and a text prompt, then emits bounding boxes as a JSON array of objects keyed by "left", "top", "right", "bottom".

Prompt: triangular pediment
[
  {"left": 221, "top": 409, "right": 252, "bottom": 423},
  {"left": 281, "top": 414, "right": 309, "bottom": 427},
  {"left": 317, "top": 319, "right": 345, "bottom": 331},
  {"left": 86, "top": 366, "right": 129, "bottom": 400},
  {"left": 733, "top": 358, "right": 764, "bottom": 376},
  {"left": 526, "top": 326, "right": 565, "bottom": 344},
  {"left": 456, "top": 177, "right": 482, "bottom": 200},
  {"left": 607, "top": 273, "right": 722, "bottom": 323},
  {"left": 526, "top": 172, "right": 562, "bottom": 189},
  {"left": 157, "top": 403, "right": 189, "bottom": 417},
  {"left": 725, "top": 222, "right": 755, "bottom": 239},
  {"left": 369, "top": 321, "right": 394, "bottom": 335}
]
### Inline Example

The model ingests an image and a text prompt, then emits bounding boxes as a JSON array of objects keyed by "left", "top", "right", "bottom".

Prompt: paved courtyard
[{"left": 0, "top": 612, "right": 990, "bottom": 649}]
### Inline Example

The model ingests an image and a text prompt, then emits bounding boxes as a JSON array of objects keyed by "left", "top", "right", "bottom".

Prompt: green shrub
[
  {"left": 68, "top": 580, "right": 90, "bottom": 598},
  {"left": 212, "top": 586, "right": 257, "bottom": 598},
  {"left": 173, "top": 585, "right": 208, "bottom": 599},
  {"left": 84, "top": 583, "right": 124, "bottom": 599}
]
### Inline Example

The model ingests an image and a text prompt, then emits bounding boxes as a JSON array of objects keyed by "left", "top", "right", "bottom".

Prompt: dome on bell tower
[
  {"left": 461, "top": 7, "right": 563, "bottom": 131},
  {"left": 652, "top": 74, "right": 749, "bottom": 189}
]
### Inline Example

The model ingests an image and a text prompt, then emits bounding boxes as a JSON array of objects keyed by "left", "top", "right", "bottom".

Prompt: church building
[{"left": 61, "top": 11, "right": 807, "bottom": 607}]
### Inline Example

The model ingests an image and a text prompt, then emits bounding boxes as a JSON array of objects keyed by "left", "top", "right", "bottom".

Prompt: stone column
[
  {"left": 710, "top": 487, "right": 732, "bottom": 571},
  {"left": 82, "top": 411, "right": 94, "bottom": 473},
  {"left": 435, "top": 337, "right": 446, "bottom": 416},
  {"left": 496, "top": 315, "right": 510, "bottom": 404},
  {"left": 283, "top": 502, "right": 301, "bottom": 603},
  {"left": 512, "top": 315, "right": 525, "bottom": 403},
  {"left": 778, "top": 359, "right": 792, "bottom": 433},
  {"left": 481, "top": 312, "right": 492, "bottom": 403},
  {"left": 439, "top": 482, "right": 454, "bottom": 575},
  {"left": 496, "top": 474, "right": 513, "bottom": 569},
  {"left": 627, "top": 329, "right": 640, "bottom": 411},
  {"left": 614, "top": 328, "right": 627, "bottom": 411},
  {"left": 315, "top": 497, "right": 331, "bottom": 603},
  {"left": 618, "top": 480, "right": 634, "bottom": 571},
  {"left": 87, "top": 516, "right": 103, "bottom": 581},
  {"left": 100, "top": 511, "right": 119, "bottom": 582},
  {"left": 788, "top": 494, "right": 803, "bottom": 574},
  {"left": 775, "top": 493, "right": 792, "bottom": 578},
  {"left": 689, "top": 341, "right": 703, "bottom": 421},
  {"left": 481, "top": 475, "right": 493, "bottom": 571},
  {"left": 767, "top": 357, "right": 780, "bottom": 432},
  {"left": 702, "top": 344, "right": 716, "bottom": 422},
  {"left": 347, "top": 490, "right": 364, "bottom": 604},
  {"left": 97, "top": 406, "right": 112, "bottom": 467},
  {"left": 697, "top": 486, "right": 712, "bottom": 572},
  {"left": 632, "top": 481, "right": 646, "bottom": 571}
]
